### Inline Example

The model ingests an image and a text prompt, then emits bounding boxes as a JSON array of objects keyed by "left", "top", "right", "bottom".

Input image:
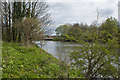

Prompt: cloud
[
  {"left": 46, "top": 0, "right": 119, "bottom": 2},
  {"left": 101, "top": 8, "right": 114, "bottom": 17},
  {"left": 46, "top": 0, "right": 119, "bottom": 34}
]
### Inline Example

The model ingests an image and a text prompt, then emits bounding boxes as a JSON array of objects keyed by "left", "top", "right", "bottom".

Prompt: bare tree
[
  {"left": 15, "top": 17, "right": 45, "bottom": 46},
  {"left": 0, "top": 2, "right": 2, "bottom": 42},
  {"left": 1, "top": 1, "right": 51, "bottom": 42}
]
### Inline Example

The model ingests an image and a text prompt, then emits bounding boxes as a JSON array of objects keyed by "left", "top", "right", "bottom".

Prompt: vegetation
[
  {"left": 2, "top": 42, "right": 68, "bottom": 78},
  {"left": 14, "top": 18, "right": 45, "bottom": 46},
  {"left": 55, "top": 17, "right": 118, "bottom": 43},
  {"left": 0, "top": 1, "right": 119, "bottom": 79},
  {"left": 70, "top": 32, "right": 118, "bottom": 78},
  {"left": 54, "top": 17, "right": 119, "bottom": 78},
  {"left": 1, "top": 1, "right": 51, "bottom": 44}
]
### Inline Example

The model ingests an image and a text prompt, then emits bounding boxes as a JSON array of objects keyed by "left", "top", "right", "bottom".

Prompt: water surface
[{"left": 36, "top": 41, "right": 79, "bottom": 59}]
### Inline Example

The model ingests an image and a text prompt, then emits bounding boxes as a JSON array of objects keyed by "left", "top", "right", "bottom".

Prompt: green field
[{"left": 2, "top": 42, "right": 68, "bottom": 78}]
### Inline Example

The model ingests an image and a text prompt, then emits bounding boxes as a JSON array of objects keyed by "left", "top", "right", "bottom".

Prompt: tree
[
  {"left": 79, "top": 23, "right": 89, "bottom": 32},
  {"left": 15, "top": 18, "right": 44, "bottom": 46},
  {"left": 1, "top": 1, "right": 51, "bottom": 42},
  {"left": 69, "top": 30, "right": 118, "bottom": 79},
  {"left": 68, "top": 23, "right": 82, "bottom": 40},
  {"left": 0, "top": 2, "right": 2, "bottom": 42},
  {"left": 99, "top": 17, "right": 118, "bottom": 34},
  {"left": 98, "top": 17, "right": 118, "bottom": 42},
  {"left": 55, "top": 24, "right": 70, "bottom": 36}
]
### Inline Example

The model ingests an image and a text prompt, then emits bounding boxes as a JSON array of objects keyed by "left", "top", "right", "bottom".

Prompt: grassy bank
[{"left": 2, "top": 42, "right": 68, "bottom": 78}]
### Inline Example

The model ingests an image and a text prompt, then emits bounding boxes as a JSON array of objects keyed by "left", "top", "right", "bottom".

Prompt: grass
[{"left": 2, "top": 42, "right": 68, "bottom": 78}]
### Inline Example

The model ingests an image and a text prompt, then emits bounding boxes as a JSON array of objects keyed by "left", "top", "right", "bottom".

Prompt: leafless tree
[{"left": 15, "top": 17, "right": 45, "bottom": 46}]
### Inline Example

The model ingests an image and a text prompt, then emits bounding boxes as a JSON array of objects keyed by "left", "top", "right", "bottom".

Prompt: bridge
[
  {"left": 44, "top": 36, "right": 56, "bottom": 40},
  {"left": 44, "top": 37, "right": 53, "bottom": 40}
]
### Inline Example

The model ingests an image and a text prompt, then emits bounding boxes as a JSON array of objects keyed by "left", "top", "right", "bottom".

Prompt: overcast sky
[
  {"left": 45, "top": 0, "right": 119, "bottom": 35},
  {"left": 1, "top": 0, "right": 119, "bottom": 35}
]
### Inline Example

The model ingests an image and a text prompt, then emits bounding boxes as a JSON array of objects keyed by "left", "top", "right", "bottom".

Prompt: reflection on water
[{"left": 36, "top": 41, "right": 78, "bottom": 59}]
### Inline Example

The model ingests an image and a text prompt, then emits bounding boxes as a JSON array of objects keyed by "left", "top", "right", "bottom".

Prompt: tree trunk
[{"left": 8, "top": 3, "right": 11, "bottom": 42}]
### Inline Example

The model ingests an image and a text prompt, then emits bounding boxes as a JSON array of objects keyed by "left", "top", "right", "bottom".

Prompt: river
[
  {"left": 35, "top": 41, "right": 118, "bottom": 67},
  {"left": 36, "top": 41, "right": 79, "bottom": 60}
]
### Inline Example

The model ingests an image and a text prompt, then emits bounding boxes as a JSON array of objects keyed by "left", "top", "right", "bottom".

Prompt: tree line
[
  {"left": 0, "top": 1, "right": 51, "bottom": 46},
  {"left": 55, "top": 17, "right": 119, "bottom": 43}
]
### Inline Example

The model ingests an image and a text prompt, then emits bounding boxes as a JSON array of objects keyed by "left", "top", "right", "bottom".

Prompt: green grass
[{"left": 2, "top": 42, "right": 68, "bottom": 78}]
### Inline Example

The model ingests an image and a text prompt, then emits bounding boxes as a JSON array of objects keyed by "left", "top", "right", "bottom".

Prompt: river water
[
  {"left": 36, "top": 41, "right": 79, "bottom": 60},
  {"left": 35, "top": 41, "right": 118, "bottom": 67}
]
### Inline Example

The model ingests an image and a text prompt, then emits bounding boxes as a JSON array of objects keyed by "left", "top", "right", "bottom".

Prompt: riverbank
[
  {"left": 52, "top": 36, "right": 76, "bottom": 42},
  {"left": 2, "top": 42, "right": 68, "bottom": 78}
]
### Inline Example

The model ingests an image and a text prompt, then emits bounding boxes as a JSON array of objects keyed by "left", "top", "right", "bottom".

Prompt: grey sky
[
  {"left": 46, "top": 0, "right": 119, "bottom": 35},
  {"left": 1, "top": 0, "right": 119, "bottom": 35},
  {"left": 1, "top": 0, "right": 119, "bottom": 34}
]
